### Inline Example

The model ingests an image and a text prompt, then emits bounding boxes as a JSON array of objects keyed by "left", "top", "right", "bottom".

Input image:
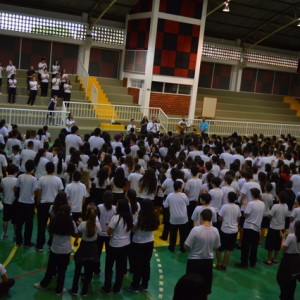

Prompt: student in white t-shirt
[
  {"left": 263, "top": 190, "right": 289, "bottom": 265},
  {"left": 236, "top": 188, "right": 265, "bottom": 269},
  {"left": 101, "top": 199, "right": 133, "bottom": 294},
  {"left": 276, "top": 221, "right": 300, "bottom": 300},
  {"left": 27, "top": 75, "right": 39, "bottom": 106},
  {"left": 164, "top": 180, "right": 189, "bottom": 253},
  {"left": 216, "top": 192, "right": 241, "bottom": 270},
  {"left": 192, "top": 193, "right": 217, "bottom": 226},
  {"left": 289, "top": 196, "right": 300, "bottom": 233},
  {"left": 71, "top": 205, "right": 101, "bottom": 296},
  {"left": 185, "top": 209, "right": 220, "bottom": 296},
  {"left": 127, "top": 200, "right": 160, "bottom": 293},
  {"left": 1, "top": 164, "right": 18, "bottom": 239}
]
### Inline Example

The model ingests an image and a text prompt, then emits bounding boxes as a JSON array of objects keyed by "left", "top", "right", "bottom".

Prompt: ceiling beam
[
  {"left": 245, "top": 18, "right": 299, "bottom": 50},
  {"left": 89, "top": 0, "right": 118, "bottom": 28}
]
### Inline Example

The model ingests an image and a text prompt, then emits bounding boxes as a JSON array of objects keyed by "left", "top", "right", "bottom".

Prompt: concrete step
[
  {"left": 105, "top": 93, "right": 134, "bottom": 105},
  {"left": 196, "top": 96, "right": 289, "bottom": 108},
  {"left": 211, "top": 103, "right": 296, "bottom": 115},
  {"left": 198, "top": 88, "right": 284, "bottom": 102},
  {"left": 17, "top": 70, "right": 77, "bottom": 81},
  {"left": 215, "top": 110, "right": 300, "bottom": 123},
  {"left": 97, "top": 77, "right": 123, "bottom": 87},
  {"left": 101, "top": 85, "right": 129, "bottom": 95}
]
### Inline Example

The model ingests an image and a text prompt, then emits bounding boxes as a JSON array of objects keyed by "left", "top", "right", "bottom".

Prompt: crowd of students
[{"left": 0, "top": 119, "right": 299, "bottom": 298}]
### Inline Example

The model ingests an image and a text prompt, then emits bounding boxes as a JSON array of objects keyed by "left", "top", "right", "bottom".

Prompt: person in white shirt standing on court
[
  {"left": 263, "top": 190, "right": 289, "bottom": 265},
  {"left": 185, "top": 209, "right": 220, "bottom": 297},
  {"left": 164, "top": 180, "right": 189, "bottom": 253},
  {"left": 216, "top": 191, "right": 241, "bottom": 270},
  {"left": 236, "top": 188, "right": 265, "bottom": 269},
  {"left": 35, "top": 162, "right": 64, "bottom": 251}
]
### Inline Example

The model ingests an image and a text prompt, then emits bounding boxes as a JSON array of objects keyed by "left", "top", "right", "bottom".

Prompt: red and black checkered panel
[
  {"left": 126, "top": 19, "right": 150, "bottom": 50},
  {"left": 20, "top": 38, "right": 51, "bottom": 69},
  {"left": 0, "top": 35, "right": 20, "bottom": 67},
  {"left": 130, "top": 0, "right": 153, "bottom": 14},
  {"left": 240, "top": 68, "right": 257, "bottom": 92},
  {"left": 289, "top": 74, "right": 300, "bottom": 97},
  {"left": 153, "top": 19, "right": 200, "bottom": 78},
  {"left": 273, "top": 72, "right": 291, "bottom": 95},
  {"left": 212, "top": 64, "right": 231, "bottom": 90},
  {"left": 52, "top": 42, "right": 79, "bottom": 74},
  {"left": 255, "top": 69, "right": 274, "bottom": 94},
  {"left": 89, "top": 47, "right": 120, "bottom": 78},
  {"left": 159, "top": 0, "right": 203, "bottom": 19},
  {"left": 198, "top": 61, "right": 213, "bottom": 88}
]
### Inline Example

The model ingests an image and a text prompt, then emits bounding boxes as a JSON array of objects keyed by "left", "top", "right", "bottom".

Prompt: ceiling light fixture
[
  {"left": 297, "top": 19, "right": 300, "bottom": 27},
  {"left": 223, "top": 1, "right": 230, "bottom": 13}
]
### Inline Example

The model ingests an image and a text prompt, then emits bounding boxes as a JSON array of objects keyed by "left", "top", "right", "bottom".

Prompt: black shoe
[
  {"left": 168, "top": 246, "right": 174, "bottom": 252},
  {"left": 159, "top": 236, "right": 168, "bottom": 241},
  {"left": 23, "top": 242, "right": 35, "bottom": 248},
  {"left": 180, "top": 248, "right": 186, "bottom": 253},
  {"left": 235, "top": 263, "right": 248, "bottom": 269},
  {"left": 100, "top": 287, "right": 111, "bottom": 295}
]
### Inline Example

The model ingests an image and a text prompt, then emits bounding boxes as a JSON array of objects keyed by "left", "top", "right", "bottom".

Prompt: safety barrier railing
[
  {"left": 64, "top": 101, "right": 169, "bottom": 133},
  {"left": 0, "top": 103, "right": 299, "bottom": 138},
  {"left": 167, "top": 117, "right": 300, "bottom": 137},
  {"left": 0, "top": 107, "right": 67, "bottom": 127}
]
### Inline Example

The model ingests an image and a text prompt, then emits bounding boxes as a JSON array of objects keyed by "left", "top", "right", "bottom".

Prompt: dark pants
[
  {"left": 8, "top": 88, "right": 16, "bottom": 103},
  {"left": 161, "top": 207, "right": 170, "bottom": 239},
  {"left": 187, "top": 201, "right": 197, "bottom": 233},
  {"left": 103, "top": 244, "right": 129, "bottom": 293},
  {"left": 277, "top": 253, "right": 300, "bottom": 300},
  {"left": 41, "top": 82, "right": 48, "bottom": 97},
  {"left": 0, "top": 278, "right": 15, "bottom": 296},
  {"left": 241, "top": 228, "right": 259, "bottom": 267},
  {"left": 186, "top": 259, "right": 213, "bottom": 294},
  {"left": 15, "top": 202, "right": 35, "bottom": 245},
  {"left": 40, "top": 250, "right": 70, "bottom": 294},
  {"left": 130, "top": 241, "right": 154, "bottom": 290},
  {"left": 94, "top": 235, "right": 110, "bottom": 274},
  {"left": 51, "top": 89, "right": 60, "bottom": 98},
  {"left": 36, "top": 202, "right": 52, "bottom": 249},
  {"left": 169, "top": 223, "right": 187, "bottom": 251},
  {"left": 27, "top": 90, "right": 37, "bottom": 105},
  {"left": 64, "top": 93, "right": 71, "bottom": 108},
  {"left": 71, "top": 261, "right": 94, "bottom": 295}
]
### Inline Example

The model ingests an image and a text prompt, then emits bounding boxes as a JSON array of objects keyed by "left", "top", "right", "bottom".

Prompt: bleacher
[{"left": 195, "top": 88, "right": 300, "bottom": 124}]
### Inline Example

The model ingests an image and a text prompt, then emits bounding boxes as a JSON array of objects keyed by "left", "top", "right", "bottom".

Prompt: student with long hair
[
  {"left": 139, "top": 168, "right": 157, "bottom": 202},
  {"left": 94, "top": 166, "right": 110, "bottom": 205},
  {"left": 101, "top": 199, "right": 133, "bottom": 294},
  {"left": 34, "top": 148, "right": 49, "bottom": 179},
  {"left": 94, "top": 190, "right": 116, "bottom": 276},
  {"left": 71, "top": 204, "right": 100, "bottom": 296},
  {"left": 127, "top": 200, "right": 160, "bottom": 293},
  {"left": 34, "top": 205, "right": 76, "bottom": 295},
  {"left": 276, "top": 221, "right": 300, "bottom": 300},
  {"left": 110, "top": 167, "right": 127, "bottom": 205}
]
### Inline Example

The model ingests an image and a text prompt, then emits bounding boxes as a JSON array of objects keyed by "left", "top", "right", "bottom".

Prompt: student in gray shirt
[{"left": 15, "top": 160, "right": 38, "bottom": 247}]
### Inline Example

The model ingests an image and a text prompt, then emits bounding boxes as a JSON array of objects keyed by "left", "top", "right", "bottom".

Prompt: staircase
[
  {"left": 195, "top": 88, "right": 300, "bottom": 124},
  {"left": 95, "top": 77, "right": 137, "bottom": 131}
]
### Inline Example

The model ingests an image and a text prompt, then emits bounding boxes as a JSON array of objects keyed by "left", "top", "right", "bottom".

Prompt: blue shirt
[{"left": 200, "top": 121, "right": 208, "bottom": 133}]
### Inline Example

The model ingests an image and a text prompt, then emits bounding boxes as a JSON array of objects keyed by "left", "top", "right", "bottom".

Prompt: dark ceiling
[{"left": 2, "top": 0, "right": 300, "bottom": 52}]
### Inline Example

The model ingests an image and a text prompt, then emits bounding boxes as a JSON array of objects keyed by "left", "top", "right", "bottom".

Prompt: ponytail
[{"left": 86, "top": 205, "right": 97, "bottom": 238}]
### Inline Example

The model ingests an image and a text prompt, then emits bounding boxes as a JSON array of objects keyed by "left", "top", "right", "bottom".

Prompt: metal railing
[
  {"left": 0, "top": 102, "right": 299, "bottom": 138},
  {"left": 0, "top": 107, "right": 67, "bottom": 127},
  {"left": 77, "top": 60, "right": 89, "bottom": 99},
  {"left": 167, "top": 117, "right": 300, "bottom": 137}
]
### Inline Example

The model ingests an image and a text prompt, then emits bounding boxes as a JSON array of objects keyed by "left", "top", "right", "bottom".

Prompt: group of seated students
[{"left": 0, "top": 117, "right": 299, "bottom": 299}]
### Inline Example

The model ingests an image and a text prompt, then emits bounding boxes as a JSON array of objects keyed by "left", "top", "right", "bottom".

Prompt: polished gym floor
[{"left": 0, "top": 213, "right": 299, "bottom": 300}]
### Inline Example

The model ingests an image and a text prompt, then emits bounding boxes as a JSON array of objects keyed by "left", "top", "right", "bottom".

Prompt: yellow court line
[{"left": 3, "top": 245, "right": 18, "bottom": 268}]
